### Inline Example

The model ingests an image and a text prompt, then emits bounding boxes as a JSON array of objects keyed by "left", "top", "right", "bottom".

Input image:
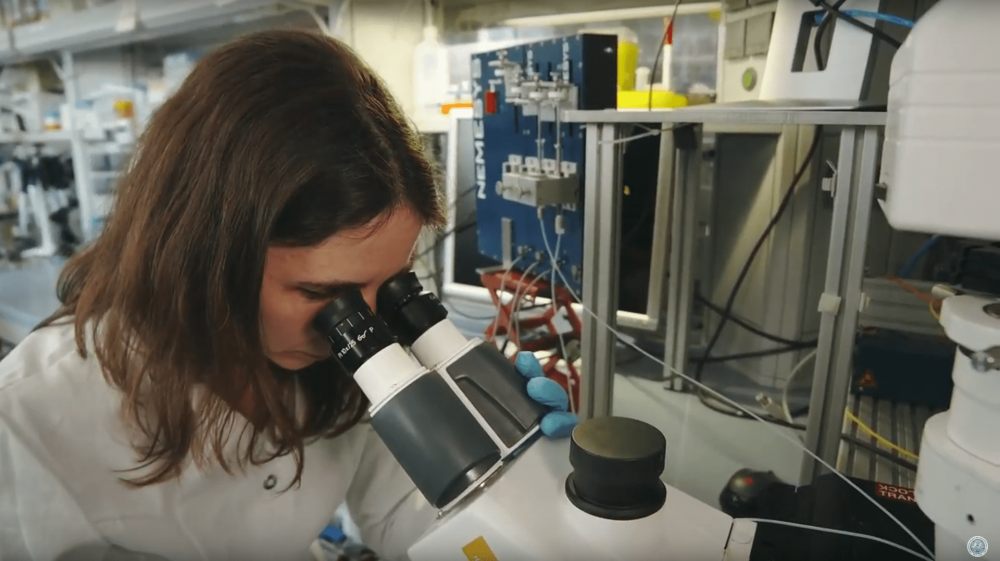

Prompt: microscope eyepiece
[
  {"left": 376, "top": 272, "right": 448, "bottom": 346},
  {"left": 312, "top": 290, "right": 396, "bottom": 375}
]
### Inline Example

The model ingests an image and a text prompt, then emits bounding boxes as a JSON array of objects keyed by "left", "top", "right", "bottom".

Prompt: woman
[{"left": 0, "top": 29, "right": 574, "bottom": 561}]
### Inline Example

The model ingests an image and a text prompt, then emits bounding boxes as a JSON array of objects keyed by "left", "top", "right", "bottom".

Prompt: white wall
[{"left": 343, "top": 0, "right": 430, "bottom": 121}]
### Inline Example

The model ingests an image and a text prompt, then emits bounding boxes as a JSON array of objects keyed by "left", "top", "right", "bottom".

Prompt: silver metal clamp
[{"left": 970, "top": 346, "right": 1000, "bottom": 373}]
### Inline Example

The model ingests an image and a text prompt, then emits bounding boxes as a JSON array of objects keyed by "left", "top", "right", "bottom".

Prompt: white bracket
[
  {"left": 817, "top": 293, "right": 842, "bottom": 315},
  {"left": 821, "top": 160, "right": 837, "bottom": 197}
]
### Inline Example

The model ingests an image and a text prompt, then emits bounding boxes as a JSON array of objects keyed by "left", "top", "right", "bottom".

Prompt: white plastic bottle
[{"left": 412, "top": 25, "right": 450, "bottom": 121}]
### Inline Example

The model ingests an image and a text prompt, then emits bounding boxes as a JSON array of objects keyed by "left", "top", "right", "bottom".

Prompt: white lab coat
[{"left": 0, "top": 322, "right": 437, "bottom": 561}]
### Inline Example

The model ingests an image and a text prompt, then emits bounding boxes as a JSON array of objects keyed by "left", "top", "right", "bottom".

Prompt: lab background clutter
[{"left": 0, "top": 1, "right": 996, "bottom": 560}]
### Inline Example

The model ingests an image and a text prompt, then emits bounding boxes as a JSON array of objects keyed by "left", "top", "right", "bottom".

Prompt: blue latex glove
[{"left": 514, "top": 351, "right": 580, "bottom": 439}]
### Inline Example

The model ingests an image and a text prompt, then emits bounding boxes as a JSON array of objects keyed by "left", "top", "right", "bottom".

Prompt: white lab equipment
[
  {"left": 880, "top": 0, "right": 1000, "bottom": 558},
  {"left": 413, "top": 25, "right": 450, "bottom": 121},
  {"left": 761, "top": 0, "right": 888, "bottom": 104},
  {"left": 313, "top": 273, "right": 756, "bottom": 561},
  {"left": 4, "top": 152, "right": 58, "bottom": 259},
  {"left": 635, "top": 66, "right": 652, "bottom": 92}
]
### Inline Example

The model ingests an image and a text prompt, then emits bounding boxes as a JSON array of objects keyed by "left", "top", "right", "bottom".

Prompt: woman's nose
[{"left": 361, "top": 287, "right": 379, "bottom": 315}]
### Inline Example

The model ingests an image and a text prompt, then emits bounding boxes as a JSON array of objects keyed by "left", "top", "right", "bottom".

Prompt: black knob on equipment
[{"left": 564, "top": 416, "right": 667, "bottom": 520}]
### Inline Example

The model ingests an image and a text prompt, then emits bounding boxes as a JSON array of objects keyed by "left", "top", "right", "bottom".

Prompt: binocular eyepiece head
[{"left": 311, "top": 272, "right": 449, "bottom": 374}]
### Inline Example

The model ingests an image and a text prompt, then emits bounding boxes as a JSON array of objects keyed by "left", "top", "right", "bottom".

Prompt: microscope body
[
  {"left": 878, "top": 2, "right": 1000, "bottom": 557},
  {"left": 365, "top": 322, "right": 547, "bottom": 509},
  {"left": 407, "top": 435, "right": 754, "bottom": 561},
  {"left": 315, "top": 273, "right": 755, "bottom": 561}
]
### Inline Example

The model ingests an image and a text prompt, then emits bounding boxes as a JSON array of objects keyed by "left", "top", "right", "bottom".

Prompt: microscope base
[
  {"left": 408, "top": 437, "right": 754, "bottom": 561},
  {"left": 917, "top": 413, "right": 1000, "bottom": 561}
]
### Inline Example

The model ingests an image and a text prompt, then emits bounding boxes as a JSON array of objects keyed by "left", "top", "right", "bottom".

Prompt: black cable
[
  {"left": 617, "top": 341, "right": 801, "bottom": 369},
  {"left": 811, "top": 0, "right": 903, "bottom": 50},
  {"left": 693, "top": 345, "right": 804, "bottom": 364},
  {"left": 696, "top": 293, "right": 818, "bottom": 348},
  {"left": 648, "top": 0, "right": 683, "bottom": 110},
  {"left": 697, "top": 389, "right": 919, "bottom": 472},
  {"left": 414, "top": 218, "right": 477, "bottom": 262},
  {"left": 413, "top": 185, "right": 478, "bottom": 265},
  {"left": 698, "top": 395, "right": 918, "bottom": 472},
  {"left": 616, "top": 349, "right": 646, "bottom": 367},
  {"left": 813, "top": 0, "right": 848, "bottom": 71},
  {"left": 621, "top": 185, "right": 657, "bottom": 249},
  {"left": 842, "top": 434, "right": 918, "bottom": 472},
  {"left": 695, "top": 129, "right": 823, "bottom": 385},
  {"left": 698, "top": 391, "right": 807, "bottom": 429}
]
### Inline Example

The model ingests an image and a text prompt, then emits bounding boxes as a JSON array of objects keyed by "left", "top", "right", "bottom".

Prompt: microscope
[
  {"left": 313, "top": 272, "right": 756, "bottom": 560},
  {"left": 879, "top": 1, "right": 1000, "bottom": 558}
]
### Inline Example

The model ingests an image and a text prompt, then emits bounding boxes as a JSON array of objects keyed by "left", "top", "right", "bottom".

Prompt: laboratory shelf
[
  {"left": 0, "top": 0, "right": 287, "bottom": 63},
  {"left": 0, "top": 130, "right": 74, "bottom": 145},
  {"left": 10, "top": 2, "right": 126, "bottom": 58},
  {"left": 565, "top": 104, "right": 887, "bottom": 127},
  {"left": 136, "top": 0, "right": 284, "bottom": 39}
]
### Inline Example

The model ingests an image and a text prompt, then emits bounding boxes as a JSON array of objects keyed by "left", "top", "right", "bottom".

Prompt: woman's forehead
[{"left": 267, "top": 208, "right": 422, "bottom": 282}]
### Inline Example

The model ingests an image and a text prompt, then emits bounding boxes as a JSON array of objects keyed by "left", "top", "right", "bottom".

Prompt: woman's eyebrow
[
  {"left": 296, "top": 280, "right": 364, "bottom": 296},
  {"left": 298, "top": 264, "right": 413, "bottom": 296}
]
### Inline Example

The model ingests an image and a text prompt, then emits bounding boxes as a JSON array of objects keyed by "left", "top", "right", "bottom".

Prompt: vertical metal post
[
  {"left": 674, "top": 126, "right": 702, "bottom": 380},
  {"left": 800, "top": 127, "right": 853, "bottom": 483},
  {"left": 62, "top": 50, "right": 94, "bottom": 242},
  {"left": 644, "top": 128, "right": 676, "bottom": 327},
  {"left": 579, "top": 123, "right": 621, "bottom": 420},
  {"left": 800, "top": 126, "right": 881, "bottom": 482},
  {"left": 663, "top": 126, "right": 702, "bottom": 388}
]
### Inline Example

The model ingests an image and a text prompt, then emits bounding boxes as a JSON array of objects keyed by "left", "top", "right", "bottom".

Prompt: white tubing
[
  {"left": 411, "top": 320, "right": 469, "bottom": 369},
  {"left": 354, "top": 345, "right": 425, "bottom": 407}
]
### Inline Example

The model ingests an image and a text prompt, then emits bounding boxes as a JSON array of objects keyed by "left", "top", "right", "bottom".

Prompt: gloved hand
[{"left": 514, "top": 351, "right": 580, "bottom": 439}]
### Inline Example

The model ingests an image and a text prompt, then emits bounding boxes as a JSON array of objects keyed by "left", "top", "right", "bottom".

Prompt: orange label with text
[
  {"left": 463, "top": 536, "right": 499, "bottom": 561},
  {"left": 876, "top": 482, "right": 916, "bottom": 503}
]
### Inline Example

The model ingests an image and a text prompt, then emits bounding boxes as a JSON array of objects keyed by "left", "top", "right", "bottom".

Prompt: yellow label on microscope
[{"left": 462, "top": 536, "right": 499, "bottom": 561}]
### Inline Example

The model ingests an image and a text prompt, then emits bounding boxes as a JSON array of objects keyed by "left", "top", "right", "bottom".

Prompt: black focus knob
[{"left": 565, "top": 416, "right": 667, "bottom": 520}]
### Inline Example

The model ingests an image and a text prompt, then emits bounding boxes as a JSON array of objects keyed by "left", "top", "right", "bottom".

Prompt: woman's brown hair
[{"left": 40, "top": 28, "right": 445, "bottom": 488}]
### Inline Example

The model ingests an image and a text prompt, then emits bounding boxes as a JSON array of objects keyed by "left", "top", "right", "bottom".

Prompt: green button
[{"left": 742, "top": 68, "right": 757, "bottom": 91}]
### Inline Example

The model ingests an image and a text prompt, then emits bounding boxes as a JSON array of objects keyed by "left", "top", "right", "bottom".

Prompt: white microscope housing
[
  {"left": 880, "top": 1, "right": 1000, "bottom": 558},
  {"left": 313, "top": 272, "right": 756, "bottom": 560}
]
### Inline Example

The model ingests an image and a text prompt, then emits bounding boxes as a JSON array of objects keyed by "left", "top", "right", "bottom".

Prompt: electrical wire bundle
[
  {"left": 692, "top": 129, "right": 823, "bottom": 397},
  {"left": 812, "top": 0, "right": 907, "bottom": 71}
]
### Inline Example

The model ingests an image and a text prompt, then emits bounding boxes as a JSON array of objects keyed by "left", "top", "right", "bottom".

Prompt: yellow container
[
  {"left": 618, "top": 41, "right": 639, "bottom": 91},
  {"left": 617, "top": 90, "right": 688, "bottom": 110}
]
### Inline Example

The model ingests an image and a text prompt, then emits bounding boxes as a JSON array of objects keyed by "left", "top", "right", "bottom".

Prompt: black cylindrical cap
[
  {"left": 565, "top": 416, "right": 667, "bottom": 520},
  {"left": 377, "top": 272, "right": 448, "bottom": 346},
  {"left": 312, "top": 290, "right": 371, "bottom": 335},
  {"left": 312, "top": 290, "right": 396, "bottom": 376},
  {"left": 377, "top": 272, "right": 425, "bottom": 311}
]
